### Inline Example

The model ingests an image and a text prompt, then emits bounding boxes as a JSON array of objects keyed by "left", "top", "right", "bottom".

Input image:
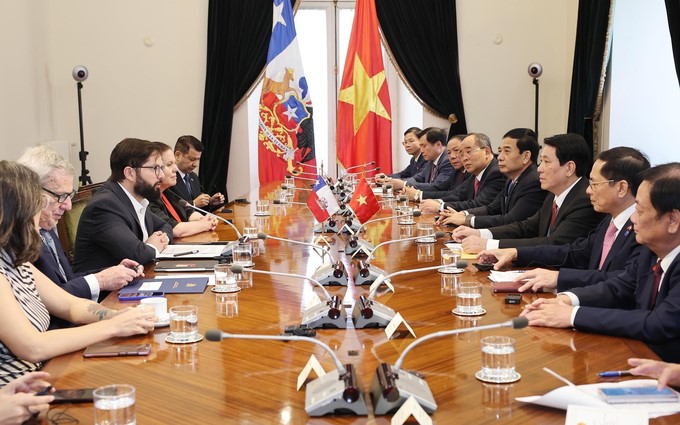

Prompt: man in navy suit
[
  {"left": 379, "top": 127, "right": 425, "bottom": 179},
  {"left": 436, "top": 128, "right": 546, "bottom": 225},
  {"left": 168, "top": 135, "right": 224, "bottom": 209},
  {"left": 520, "top": 162, "right": 680, "bottom": 362},
  {"left": 478, "top": 147, "right": 650, "bottom": 291},
  {"left": 17, "top": 146, "right": 142, "bottom": 305},
  {"left": 384, "top": 127, "right": 454, "bottom": 192}
]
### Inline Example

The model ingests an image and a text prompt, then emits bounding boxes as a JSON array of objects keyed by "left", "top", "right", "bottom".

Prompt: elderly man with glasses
[
  {"left": 73, "top": 138, "right": 173, "bottom": 275},
  {"left": 17, "top": 146, "right": 144, "bottom": 318}
]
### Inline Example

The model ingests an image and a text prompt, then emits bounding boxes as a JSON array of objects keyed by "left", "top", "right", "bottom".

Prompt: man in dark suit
[
  {"left": 74, "top": 139, "right": 173, "bottom": 274},
  {"left": 478, "top": 147, "right": 650, "bottom": 292},
  {"left": 379, "top": 127, "right": 425, "bottom": 179},
  {"left": 385, "top": 127, "right": 454, "bottom": 193},
  {"left": 521, "top": 163, "right": 680, "bottom": 362},
  {"left": 454, "top": 133, "right": 604, "bottom": 251},
  {"left": 168, "top": 135, "right": 224, "bottom": 210},
  {"left": 437, "top": 128, "right": 546, "bottom": 226}
]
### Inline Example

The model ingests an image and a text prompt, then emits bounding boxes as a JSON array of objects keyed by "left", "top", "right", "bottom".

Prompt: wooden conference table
[{"left": 42, "top": 182, "right": 675, "bottom": 424}]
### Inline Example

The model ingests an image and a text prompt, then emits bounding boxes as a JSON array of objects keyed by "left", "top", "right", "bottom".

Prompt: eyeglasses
[
  {"left": 588, "top": 179, "right": 615, "bottom": 188},
  {"left": 460, "top": 147, "right": 483, "bottom": 157},
  {"left": 137, "top": 165, "right": 165, "bottom": 176},
  {"left": 42, "top": 187, "right": 77, "bottom": 204}
]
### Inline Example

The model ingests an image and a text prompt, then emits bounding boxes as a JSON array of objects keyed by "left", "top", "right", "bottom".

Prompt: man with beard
[{"left": 74, "top": 139, "right": 173, "bottom": 274}]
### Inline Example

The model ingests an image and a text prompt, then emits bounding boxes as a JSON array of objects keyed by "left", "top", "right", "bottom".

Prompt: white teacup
[{"left": 140, "top": 297, "right": 168, "bottom": 323}]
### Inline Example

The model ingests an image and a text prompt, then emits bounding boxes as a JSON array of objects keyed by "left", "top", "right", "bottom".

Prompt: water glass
[
  {"left": 383, "top": 184, "right": 394, "bottom": 198},
  {"left": 399, "top": 223, "right": 416, "bottom": 238},
  {"left": 169, "top": 305, "right": 199, "bottom": 342},
  {"left": 454, "top": 281, "right": 484, "bottom": 315},
  {"left": 214, "top": 264, "right": 238, "bottom": 292},
  {"left": 397, "top": 206, "right": 414, "bottom": 225},
  {"left": 233, "top": 242, "right": 253, "bottom": 266},
  {"left": 255, "top": 199, "right": 270, "bottom": 215},
  {"left": 479, "top": 336, "right": 518, "bottom": 383},
  {"left": 243, "top": 219, "right": 259, "bottom": 239},
  {"left": 216, "top": 292, "right": 239, "bottom": 318},
  {"left": 416, "top": 222, "right": 435, "bottom": 243},
  {"left": 284, "top": 176, "right": 295, "bottom": 196},
  {"left": 94, "top": 384, "right": 135, "bottom": 425}
]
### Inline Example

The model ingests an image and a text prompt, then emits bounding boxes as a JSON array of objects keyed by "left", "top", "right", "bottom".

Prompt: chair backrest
[{"left": 56, "top": 182, "right": 103, "bottom": 263}]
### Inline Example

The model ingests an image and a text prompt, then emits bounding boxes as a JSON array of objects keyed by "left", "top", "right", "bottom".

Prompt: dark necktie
[
  {"left": 504, "top": 180, "right": 516, "bottom": 212},
  {"left": 548, "top": 202, "right": 558, "bottom": 233},
  {"left": 649, "top": 260, "right": 663, "bottom": 308},
  {"left": 473, "top": 178, "right": 480, "bottom": 197},
  {"left": 40, "top": 229, "right": 67, "bottom": 281},
  {"left": 429, "top": 163, "right": 437, "bottom": 183},
  {"left": 184, "top": 174, "right": 194, "bottom": 198}
]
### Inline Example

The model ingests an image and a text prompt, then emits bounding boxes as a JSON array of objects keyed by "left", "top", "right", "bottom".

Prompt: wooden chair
[{"left": 56, "top": 182, "right": 103, "bottom": 263}]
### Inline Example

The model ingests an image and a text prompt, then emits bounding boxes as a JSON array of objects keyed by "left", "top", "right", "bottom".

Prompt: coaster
[
  {"left": 452, "top": 307, "right": 486, "bottom": 317},
  {"left": 474, "top": 370, "right": 521, "bottom": 384},
  {"left": 439, "top": 268, "right": 465, "bottom": 274},
  {"left": 233, "top": 261, "right": 255, "bottom": 268},
  {"left": 165, "top": 334, "right": 203, "bottom": 344},
  {"left": 397, "top": 220, "right": 416, "bottom": 226},
  {"left": 212, "top": 286, "right": 241, "bottom": 293},
  {"left": 154, "top": 315, "right": 170, "bottom": 328},
  {"left": 254, "top": 212, "right": 271, "bottom": 217},
  {"left": 415, "top": 238, "right": 436, "bottom": 244}
]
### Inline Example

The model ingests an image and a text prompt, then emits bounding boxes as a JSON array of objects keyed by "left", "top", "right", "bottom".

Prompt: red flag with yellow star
[
  {"left": 349, "top": 178, "right": 380, "bottom": 224},
  {"left": 337, "top": 0, "right": 392, "bottom": 174}
]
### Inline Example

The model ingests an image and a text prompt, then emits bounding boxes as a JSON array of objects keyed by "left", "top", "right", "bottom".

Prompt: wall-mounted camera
[
  {"left": 527, "top": 62, "right": 543, "bottom": 78},
  {"left": 72, "top": 65, "right": 89, "bottom": 82}
]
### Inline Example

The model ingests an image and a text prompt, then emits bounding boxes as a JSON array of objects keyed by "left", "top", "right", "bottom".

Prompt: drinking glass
[
  {"left": 233, "top": 242, "right": 253, "bottom": 267},
  {"left": 214, "top": 263, "right": 238, "bottom": 292},
  {"left": 478, "top": 336, "right": 520, "bottom": 383},
  {"left": 454, "top": 281, "right": 484, "bottom": 316},
  {"left": 94, "top": 384, "right": 135, "bottom": 425},
  {"left": 416, "top": 222, "right": 435, "bottom": 243},
  {"left": 169, "top": 305, "right": 199, "bottom": 342},
  {"left": 397, "top": 206, "right": 414, "bottom": 225},
  {"left": 243, "top": 219, "right": 259, "bottom": 239},
  {"left": 255, "top": 199, "right": 270, "bottom": 215}
]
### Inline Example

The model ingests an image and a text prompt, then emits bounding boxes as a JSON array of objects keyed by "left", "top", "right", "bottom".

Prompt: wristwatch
[{"left": 464, "top": 212, "right": 475, "bottom": 227}]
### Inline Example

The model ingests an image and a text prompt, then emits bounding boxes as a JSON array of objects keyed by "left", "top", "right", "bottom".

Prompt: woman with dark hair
[
  {"left": 0, "top": 161, "right": 155, "bottom": 386},
  {"left": 149, "top": 142, "right": 217, "bottom": 237}
]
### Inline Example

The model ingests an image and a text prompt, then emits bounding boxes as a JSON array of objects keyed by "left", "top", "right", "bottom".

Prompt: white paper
[
  {"left": 296, "top": 354, "right": 326, "bottom": 390},
  {"left": 138, "top": 281, "right": 163, "bottom": 291},
  {"left": 157, "top": 244, "right": 227, "bottom": 259},
  {"left": 391, "top": 395, "right": 433, "bottom": 425},
  {"left": 516, "top": 379, "right": 680, "bottom": 419},
  {"left": 488, "top": 270, "right": 526, "bottom": 282},
  {"left": 565, "top": 405, "right": 648, "bottom": 425},
  {"left": 385, "top": 312, "right": 416, "bottom": 339}
]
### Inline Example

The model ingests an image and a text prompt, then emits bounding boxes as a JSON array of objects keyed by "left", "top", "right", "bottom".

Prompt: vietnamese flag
[
  {"left": 349, "top": 178, "right": 380, "bottom": 224},
  {"left": 337, "top": 0, "right": 392, "bottom": 174}
]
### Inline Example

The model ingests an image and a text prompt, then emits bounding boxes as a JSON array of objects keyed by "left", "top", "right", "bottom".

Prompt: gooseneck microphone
[
  {"left": 356, "top": 209, "right": 420, "bottom": 234},
  {"left": 257, "top": 232, "right": 334, "bottom": 262},
  {"left": 273, "top": 199, "right": 307, "bottom": 206},
  {"left": 179, "top": 199, "right": 242, "bottom": 238},
  {"left": 230, "top": 265, "right": 332, "bottom": 301},
  {"left": 345, "top": 161, "right": 376, "bottom": 172},
  {"left": 371, "top": 317, "right": 529, "bottom": 415},
  {"left": 367, "top": 262, "right": 467, "bottom": 299},
  {"left": 205, "top": 330, "right": 368, "bottom": 416},
  {"left": 366, "top": 231, "right": 446, "bottom": 262}
]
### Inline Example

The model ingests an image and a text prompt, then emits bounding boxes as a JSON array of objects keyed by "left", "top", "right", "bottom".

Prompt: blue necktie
[{"left": 184, "top": 174, "right": 193, "bottom": 198}]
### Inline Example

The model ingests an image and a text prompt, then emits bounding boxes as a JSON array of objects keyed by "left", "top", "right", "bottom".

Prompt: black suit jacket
[
  {"left": 464, "top": 164, "right": 546, "bottom": 228},
  {"left": 570, "top": 247, "right": 680, "bottom": 362},
  {"left": 420, "top": 168, "right": 471, "bottom": 199},
  {"left": 73, "top": 181, "right": 173, "bottom": 274},
  {"left": 404, "top": 153, "right": 454, "bottom": 191},
  {"left": 489, "top": 178, "right": 605, "bottom": 248},
  {"left": 516, "top": 216, "right": 641, "bottom": 290},
  {"left": 439, "top": 158, "right": 507, "bottom": 211},
  {"left": 34, "top": 229, "right": 92, "bottom": 300},
  {"left": 390, "top": 154, "right": 426, "bottom": 179},
  {"left": 149, "top": 189, "right": 191, "bottom": 228},
  {"left": 168, "top": 171, "right": 201, "bottom": 204}
]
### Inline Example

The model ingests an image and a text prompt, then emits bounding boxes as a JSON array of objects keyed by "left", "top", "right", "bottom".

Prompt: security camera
[
  {"left": 72, "top": 65, "right": 89, "bottom": 82},
  {"left": 528, "top": 62, "right": 543, "bottom": 78}
]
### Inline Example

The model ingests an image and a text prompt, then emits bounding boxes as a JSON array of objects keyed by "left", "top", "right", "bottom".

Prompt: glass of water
[
  {"left": 94, "top": 384, "right": 135, "bottom": 425},
  {"left": 214, "top": 263, "right": 238, "bottom": 292},
  {"left": 169, "top": 305, "right": 199, "bottom": 342},
  {"left": 453, "top": 281, "right": 484, "bottom": 316},
  {"left": 397, "top": 206, "right": 414, "bottom": 225},
  {"left": 477, "top": 336, "right": 520, "bottom": 383},
  {"left": 243, "top": 219, "right": 259, "bottom": 239},
  {"left": 255, "top": 200, "right": 270, "bottom": 215},
  {"left": 233, "top": 242, "right": 253, "bottom": 267}
]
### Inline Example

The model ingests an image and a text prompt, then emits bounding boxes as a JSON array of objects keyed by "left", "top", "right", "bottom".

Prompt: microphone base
[
  {"left": 216, "top": 241, "right": 239, "bottom": 259},
  {"left": 370, "top": 364, "right": 437, "bottom": 415},
  {"left": 341, "top": 220, "right": 362, "bottom": 234},
  {"left": 301, "top": 302, "right": 348, "bottom": 329},
  {"left": 351, "top": 299, "right": 395, "bottom": 329},
  {"left": 311, "top": 263, "right": 349, "bottom": 286},
  {"left": 345, "top": 239, "right": 374, "bottom": 257},
  {"left": 354, "top": 265, "right": 388, "bottom": 286},
  {"left": 306, "top": 369, "right": 368, "bottom": 416},
  {"left": 313, "top": 221, "right": 340, "bottom": 233}
]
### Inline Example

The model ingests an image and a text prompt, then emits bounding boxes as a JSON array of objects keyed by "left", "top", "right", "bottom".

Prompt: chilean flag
[{"left": 306, "top": 176, "right": 340, "bottom": 223}]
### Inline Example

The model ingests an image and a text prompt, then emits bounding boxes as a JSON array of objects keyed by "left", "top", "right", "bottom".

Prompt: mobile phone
[
  {"left": 51, "top": 388, "right": 95, "bottom": 404},
  {"left": 83, "top": 343, "right": 151, "bottom": 358},
  {"left": 505, "top": 294, "right": 522, "bottom": 305},
  {"left": 473, "top": 262, "right": 495, "bottom": 271},
  {"left": 118, "top": 291, "right": 165, "bottom": 301}
]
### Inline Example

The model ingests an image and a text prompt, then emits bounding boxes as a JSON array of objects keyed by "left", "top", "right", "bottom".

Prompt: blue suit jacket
[
  {"left": 389, "top": 154, "right": 426, "bottom": 179},
  {"left": 516, "top": 216, "right": 641, "bottom": 290},
  {"left": 439, "top": 158, "right": 507, "bottom": 210},
  {"left": 570, "top": 247, "right": 680, "bottom": 362},
  {"left": 404, "top": 153, "right": 454, "bottom": 191},
  {"left": 34, "top": 229, "right": 92, "bottom": 299}
]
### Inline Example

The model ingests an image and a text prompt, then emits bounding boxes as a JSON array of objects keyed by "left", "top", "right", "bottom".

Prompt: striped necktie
[{"left": 40, "top": 229, "right": 67, "bottom": 281}]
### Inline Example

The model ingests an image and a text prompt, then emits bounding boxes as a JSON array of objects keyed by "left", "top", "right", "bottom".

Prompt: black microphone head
[
  {"left": 455, "top": 260, "right": 468, "bottom": 269},
  {"left": 434, "top": 231, "right": 446, "bottom": 238},
  {"left": 398, "top": 196, "right": 407, "bottom": 202},
  {"left": 412, "top": 210, "right": 422, "bottom": 217},
  {"left": 511, "top": 317, "right": 529, "bottom": 329},
  {"left": 374, "top": 167, "right": 381, "bottom": 172},
  {"left": 257, "top": 232, "right": 268, "bottom": 240},
  {"left": 205, "top": 329, "right": 224, "bottom": 341},
  {"left": 179, "top": 199, "right": 189, "bottom": 207},
  {"left": 230, "top": 265, "right": 244, "bottom": 274},
  {"left": 273, "top": 199, "right": 282, "bottom": 204},
  {"left": 369, "top": 161, "right": 376, "bottom": 165},
  {"left": 285, "top": 174, "right": 293, "bottom": 178}
]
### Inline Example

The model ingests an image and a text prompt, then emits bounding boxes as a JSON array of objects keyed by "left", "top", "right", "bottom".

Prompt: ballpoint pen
[
  {"left": 597, "top": 370, "right": 633, "bottom": 377},
  {"left": 173, "top": 250, "right": 199, "bottom": 257}
]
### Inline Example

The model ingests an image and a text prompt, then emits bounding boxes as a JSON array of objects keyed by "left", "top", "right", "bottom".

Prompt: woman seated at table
[
  {"left": 149, "top": 142, "right": 217, "bottom": 237},
  {"left": 0, "top": 161, "right": 156, "bottom": 386}
]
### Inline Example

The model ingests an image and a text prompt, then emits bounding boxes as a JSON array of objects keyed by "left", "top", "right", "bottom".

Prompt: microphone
[
  {"left": 179, "top": 199, "right": 242, "bottom": 239},
  {"left": 290, "top": 174, "right": 318, "bottom": 181},
  {"left": 352, "top": 263, "right": 467, "bottom": 329},
  {"left": 273, "top": 199, "right": 307, "bottom": 206},
  {"left": 257, "top": 232, "right": 334, "bottom": 262},
  {"left": 346, "top": 166, "right": 381, "bottom": 176},
  {"left": 371, "top": 317, "right": 529, "bottom": 415},
  {"left": 295, "top": 161, "right": 320, "bottom": 171},
  {"left": 378, "top": 195, "right": 408, "bottom": 204},
  {"left": 281, "top": 184, "right": 312, "bottom": 191},
  {"left": 366, "top": 231, "right": 446, "bottom": 262},
  {"left": 230, "top": 265, "right": 346, "bottom": 329},
  {"left": 345, "top": 161, "right": 375, "bottom": 172},
  {"left": 205, "top": 330, "right": 367, "bottom": 416},
  {"left": 345, "top": 210, "right": 421, "bottom": 257}
]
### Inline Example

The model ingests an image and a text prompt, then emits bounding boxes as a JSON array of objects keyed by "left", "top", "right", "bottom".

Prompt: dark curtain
[
  {"left": 567, "top": 0, "right": 611, "bottom": 152},
  {"left": 666, "top": 0, "right": 680, "bottom": 86},
  {"left": 199, "top": 0, "right": 274, "bottom": 200},
  {"left": 375, "top": 0, "right": 467, "bottom": 136}
]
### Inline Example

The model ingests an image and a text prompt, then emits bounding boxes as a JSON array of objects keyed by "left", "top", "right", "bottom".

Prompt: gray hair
[
  {"left": 17, "top": 145, "right": 74, "bottom": 185},
  {"left": 468, "top": 133, "right": 492, "bottom": 149}
]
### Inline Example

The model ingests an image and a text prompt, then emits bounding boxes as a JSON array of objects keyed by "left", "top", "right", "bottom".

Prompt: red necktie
[
  {"left": 598, "top": 221, "right": 618, "bottom": 269},
  {"left": 429, "top": 163, "right": 437, "bottom": 183},
  {"left": 650, "top": 260, "right": 663, "bottom": 308},
  {"left": 549, "top": 202, "right": 558, "bottom": 230},
  {"left": 473, "top": 179, "right": 480, "bottom": 197}
]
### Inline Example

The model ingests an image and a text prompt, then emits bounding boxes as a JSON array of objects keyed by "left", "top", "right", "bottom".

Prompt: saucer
[
  {"left": 212, "top": 286, "right": 241, "bottom": 293},
  {"left": 165, "top": 334, "right": 203, "bottom": 344},
  {"left": 452, "top": 307, "right": 486, "bottom": 317},
  {"left": 475, "top": 370, "right": 521, "bottom": 384},
  {"left": 439, "top": 267, "right": 465, "bottom": 274},
  {"left": 154, "top": 314, "right": 170, "bottom": 328}
]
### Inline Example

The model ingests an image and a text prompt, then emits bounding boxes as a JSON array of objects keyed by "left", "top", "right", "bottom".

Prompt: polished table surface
[{"left": 42, "top": 182, "right": 674, "bottom": 424}]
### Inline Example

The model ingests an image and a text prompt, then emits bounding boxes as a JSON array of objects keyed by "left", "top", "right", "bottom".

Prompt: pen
[
  {"left": 597, "top": 370, "right": 633, "bottom": 377},
  {"left": 173, "top": 250, "right": 199, "bottom": 257}
]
